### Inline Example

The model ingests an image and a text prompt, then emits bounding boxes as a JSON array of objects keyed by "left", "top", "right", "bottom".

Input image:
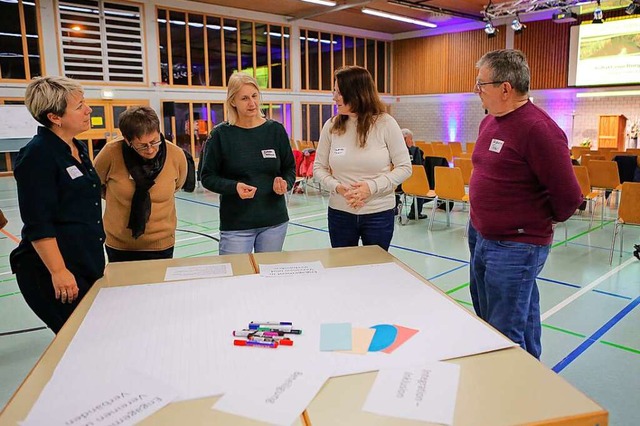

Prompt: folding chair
[
  {"left": 572, "top": 166, "right": 601, "bottom": 229},
  {"left": 432, "top": 166, "right": 470, "bottom": 235},
  {"left": 448, "top": 142, "right": 463, "bottom": 158},
  {"left": 402, "top": 165, "right": 437, "bottom": 228},
  {"left": 465, "top": 142, "right": 475, "bottom": 154},
  {"left": 609, "top": 182, "right": 640, "bottom": 264},
  {"left": 432, "top": 144, "right": 453, "bottom": 163},
  {"left": 587, "top": 160, "right": 622, "bottom": 225}
]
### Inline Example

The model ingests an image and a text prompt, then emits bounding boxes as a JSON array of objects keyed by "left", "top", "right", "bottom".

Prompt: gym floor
[{"left": 1, "top": 178, "right": 639, "bottom": 425}]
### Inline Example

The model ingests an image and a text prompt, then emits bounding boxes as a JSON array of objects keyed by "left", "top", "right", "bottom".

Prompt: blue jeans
[
  {"left": 219, "top": 222, "right": 288, "bottom": 255},
  {"left": 327, "top": 207, "right": 395, "bottom": 251},
  {"left": 468, "top": 223, "right": 550, "bottom": 359}
]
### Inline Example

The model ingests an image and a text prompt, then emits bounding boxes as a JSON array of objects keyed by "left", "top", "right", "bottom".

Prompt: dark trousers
[
  {"left": 106, "top": 246, "right": 174, "bottom": 263},
  {"left": 15, "top": 260, "right": 93, "bottom": 334},
  {"left": 327, "top": 207, "right": 395, "bottom": 251}
]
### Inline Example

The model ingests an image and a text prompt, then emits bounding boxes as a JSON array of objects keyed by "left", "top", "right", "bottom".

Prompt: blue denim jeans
[
  {"left": 468, "top": 223, "right": 550, "bottom": 359},
  {"left": 219, "top": 222, "right": 288, "bottom": 255},
  {"left": 327, "top": 207, "right": 395, "bottom": 251}
]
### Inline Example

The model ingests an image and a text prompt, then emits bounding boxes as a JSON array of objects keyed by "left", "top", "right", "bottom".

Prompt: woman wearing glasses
[
  {"left": 11, "top": 76, "right": 105, "bottom": 334},
  {"left": 94, "top": 106, "right": 187, "bottom": 262}
]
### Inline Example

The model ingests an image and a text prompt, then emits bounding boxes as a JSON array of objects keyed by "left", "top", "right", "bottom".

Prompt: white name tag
[
  {"left": 66, "top": 165, "right": 83, "bottom": 179},
  {"left": 333, "top": 147, "right": 346, "bottom": 156},
  {"left": 489, "top": 139, "right": 504, "bottom": 153},
  {"left": 261, "top": 149, "right": 276, "bottom": 159}
]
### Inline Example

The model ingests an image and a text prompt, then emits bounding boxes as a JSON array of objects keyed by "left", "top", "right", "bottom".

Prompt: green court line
[
  {"left": 446, "top": 221, "right": 614, "bottom": 296},
  {"left": 541, "top": 323, "right": 587, "bottom": 338},
  {"left": 446, "top": 282, "right": 470, "bottom": 295},
  {"left": 599, "top": 340, "right": 640, "bottom": 355},
  {"left": 0, "top": 291, "right": 20, "bottom": 298},
  {"left": 184, "top": 249, "right": 219, "bottom": 257},
  {"left": 0, "top": 277, "right": 16, "bottom": 283},
  {"left": 550, "top": 219, "right": 614, "bottom": 248},
  {"left": 452, "top": 301, "right": 640, "bottom": 356}
]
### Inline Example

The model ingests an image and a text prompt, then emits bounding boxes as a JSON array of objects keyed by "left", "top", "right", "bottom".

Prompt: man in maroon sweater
[{"left": 468, "top": 49, "right": 582, "bottom": 359}]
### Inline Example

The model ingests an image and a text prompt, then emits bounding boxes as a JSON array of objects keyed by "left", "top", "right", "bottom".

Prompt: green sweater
[{"left": 201, "top": 120, "right": 296, "bottom": 231}]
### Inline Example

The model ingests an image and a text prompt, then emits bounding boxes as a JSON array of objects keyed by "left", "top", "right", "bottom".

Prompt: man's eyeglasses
[
  {"left": 130, "top": 135, "right": 163, "bottom": 152},
  {"left": 474, "top": 80, "right": 504, "bottom": 92}
]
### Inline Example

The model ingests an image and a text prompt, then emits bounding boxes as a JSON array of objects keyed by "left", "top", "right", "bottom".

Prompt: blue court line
[
  {"left": 176, "top": 196, "right": 220, "bottom": 208},
  {"left": 552, "top": 295, "right": 640, "bottom": 373},
  {"left": 427, "top": 263, "right": 468, "bottom": 281},
  {"left": 538, "top": 277, "right": 633, "bottom": 301}
]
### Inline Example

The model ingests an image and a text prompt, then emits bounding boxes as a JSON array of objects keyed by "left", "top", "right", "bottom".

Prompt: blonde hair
[
  {"left": 225, "top": 72, "right": 264, "bottom": 125},
  {"left": 25, "top": 76, "right": 84, "bottom": 127}
]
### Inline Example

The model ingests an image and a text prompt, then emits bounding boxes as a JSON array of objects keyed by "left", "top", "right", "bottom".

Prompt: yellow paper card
[
  {"left": 342, "top": 327, "right": 376, "bottom": 355},
  {"left": 91, "top": 116, "right": 103, "bottom": 126}
]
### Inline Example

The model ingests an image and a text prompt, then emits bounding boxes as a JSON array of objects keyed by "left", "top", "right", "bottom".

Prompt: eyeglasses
[
  {"left": 130, "top": 138, "right": 162, "bottom": 152},
  {"left": 474, "top": 80, "right": 504, "bottom": 92}
]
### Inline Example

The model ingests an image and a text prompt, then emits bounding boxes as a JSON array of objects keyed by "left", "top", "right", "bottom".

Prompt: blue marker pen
[{"left": 250, "top": 321, "right": 293, "bottom": 326}]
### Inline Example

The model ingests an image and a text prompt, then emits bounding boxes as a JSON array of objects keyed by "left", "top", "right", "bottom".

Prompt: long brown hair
[{"left": 331, "top": 66, "right": 386, "bottom": 148}]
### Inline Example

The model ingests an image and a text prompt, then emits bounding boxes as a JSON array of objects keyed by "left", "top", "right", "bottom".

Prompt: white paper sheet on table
[
  {"left": 164, "top": 263, "right": 233, "bottom": 281},
  {"left": 363, "top": 362, "right": 461, "bottom": 425},
  {"left": 33, "top": 262, "right": 514, "bottom": 421},
  {"left": 213, "top": 364, "right": 329, "bottom": 425},
  {"left": 259, "top": 261, "right": 324, "bottom": 277},
  {"left": 22, "top": 367, "right": 177, "bottom": 426}
]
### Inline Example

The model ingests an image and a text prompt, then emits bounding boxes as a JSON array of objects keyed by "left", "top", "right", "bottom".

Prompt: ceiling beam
[
  {"left": 286, "top": 0, "right": 374, "bottom": 21},
  {"left": 388, "top": 0, "right": 485, "bottom": 21}
]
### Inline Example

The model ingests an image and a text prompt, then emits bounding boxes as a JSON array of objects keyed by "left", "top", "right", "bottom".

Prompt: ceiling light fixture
[
  {"left": 301, "top": 0, "right": 336, "bottom": 6},
  {"left": 511, "top": 13, "right": 525, "bottom": 33},
  {"left": 592, "top": 0, "right": 604, "bottom": 23},
  {"left": 484, "top": 20, "right": 498, "bottom": 38},
  {"left": 361, "top": 8, "right": 437, "bottom": 28},
  {"left": 626, "top": 0, "right": 640, "bottom": 14}
]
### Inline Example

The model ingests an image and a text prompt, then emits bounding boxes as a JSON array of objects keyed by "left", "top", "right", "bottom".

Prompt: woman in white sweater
[{"left": 314, "top": 66, "right": 411, "bottom": 251}]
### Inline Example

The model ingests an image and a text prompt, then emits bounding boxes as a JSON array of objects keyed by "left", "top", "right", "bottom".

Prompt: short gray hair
[
  {"left": 401, "top": 128, "right": 413, "bottom": 138},
  {"left": 476, "top": 49, "right": 530, "bottom": 95},
  {"left": 225, "top": 72, "right": 264, "bottom": 125},
  {"left": 25, "top": 76, "right": 84, "bottom": 127}
]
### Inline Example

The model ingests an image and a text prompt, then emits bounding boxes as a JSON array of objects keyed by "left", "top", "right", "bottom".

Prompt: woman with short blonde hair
[{"left": 11, "top": 76, "right": 105, "bottom": 334}]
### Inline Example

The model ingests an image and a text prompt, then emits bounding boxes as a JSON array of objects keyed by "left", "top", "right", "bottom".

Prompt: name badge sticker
[
  {"left": 489, "top": 139, "right": 504, "bottom": 153},
  {"left": 334, "top": 147, "right": 346, "bottom": 156},
  {"left": 262, "top": 149, "right": 277, "bottom": 159},
  {"left": 66, "top": 165, "right": 83, "bottom": 179}
]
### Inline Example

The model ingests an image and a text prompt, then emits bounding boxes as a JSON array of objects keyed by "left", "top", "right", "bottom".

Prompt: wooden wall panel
[
  {"left": 393, "top": 35, "right": 448, "bottom": 95},
  {"left": 514, "top": 20, "right": 570, "bottom": 90},
  {"left": 393, "top": 27, "right": 505, "bottom": 95},
  {"left": 446, "top": 28, "right": 506, "bottom": 93}
]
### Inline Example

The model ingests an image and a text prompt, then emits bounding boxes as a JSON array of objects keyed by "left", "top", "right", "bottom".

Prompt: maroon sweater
[{"left": 470, "top": 101, "right": 582, "bottom": 245}]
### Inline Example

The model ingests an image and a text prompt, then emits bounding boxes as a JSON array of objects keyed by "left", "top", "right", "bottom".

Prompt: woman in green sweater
[{"left": 200, "top": 73, "right": 296, "bottom": 255}]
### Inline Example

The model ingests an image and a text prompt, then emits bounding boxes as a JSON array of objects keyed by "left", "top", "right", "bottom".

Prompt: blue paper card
[{"left": 320, "top": 323, "right": 352, "bottom": 351}]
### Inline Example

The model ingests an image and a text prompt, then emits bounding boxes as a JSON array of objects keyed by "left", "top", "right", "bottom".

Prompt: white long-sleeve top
[{"left": 314, "top": 113, "right": 411, "bottom": 215}]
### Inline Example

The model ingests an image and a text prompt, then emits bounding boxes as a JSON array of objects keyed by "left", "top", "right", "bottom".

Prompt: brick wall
[{"left": 390, "top": 90, "right": 640, "bottom": 150}]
